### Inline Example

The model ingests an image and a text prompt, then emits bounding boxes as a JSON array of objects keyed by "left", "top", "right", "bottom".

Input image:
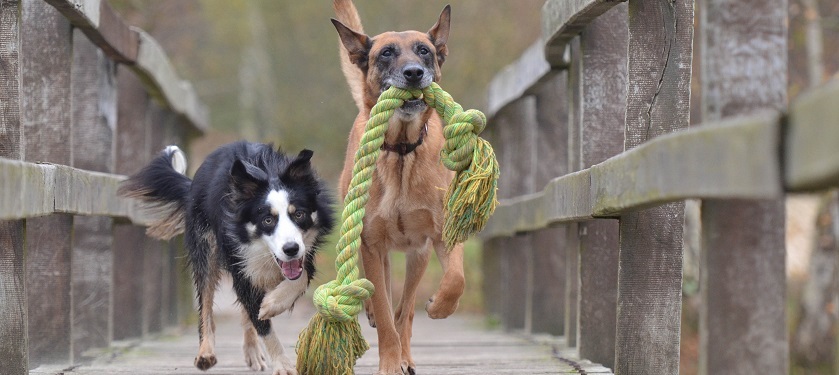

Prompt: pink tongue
[{"left": 280, "top": 259, "right": 303, "bottom": 280}]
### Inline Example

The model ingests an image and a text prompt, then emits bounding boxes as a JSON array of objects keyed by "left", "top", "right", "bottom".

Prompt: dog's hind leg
[
  {"left": 426, "top": 241, "right": 465, "bottom": 319},
  {"left": 241, "top": 307, "right": 267, "bottom": 371},
  {"left": 395, "top": 244, "right": 432, "bottom": 374},
  {"left": 361, "top": 241, "right": 404, "bottom": 375},
  {"left": 190, "top": 229, "right": 221, "bottom": 371}
]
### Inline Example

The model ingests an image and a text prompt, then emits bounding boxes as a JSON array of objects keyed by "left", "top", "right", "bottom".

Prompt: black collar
[{"left": 381, "top": 123, "right": 427, "bottom": 155}]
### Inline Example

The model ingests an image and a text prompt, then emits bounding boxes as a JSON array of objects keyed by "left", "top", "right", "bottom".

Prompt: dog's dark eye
[
  {"left": 293, "top": 210, "right": 307, "bottom": 220},
  {"left": 381, "top": 49, "right": 393, "bottom": 58},
  {"left": 262, "top": 216, "right": 275, "bottom": 227},
  {"left": 418, "top": 47, "right": 430, "bottom": 56}
]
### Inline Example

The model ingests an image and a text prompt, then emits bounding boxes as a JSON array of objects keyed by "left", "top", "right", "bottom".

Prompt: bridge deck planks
[{"left": 36, "top": 287, "right": 611, "bottom": 375}]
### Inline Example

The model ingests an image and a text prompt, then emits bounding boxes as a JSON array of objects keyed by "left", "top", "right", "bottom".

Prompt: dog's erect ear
[
  {"left": 332, "top": 18, "right": 371, "bottom": 70},
  {"left": 428, "top": 5, "right": 451, "bottom": 66},
  {"left": 230, "top": 159, "right": 267, "bottom": 199},
  {"left": 286, "top": 149, "right": 314, "bottom": 180}
]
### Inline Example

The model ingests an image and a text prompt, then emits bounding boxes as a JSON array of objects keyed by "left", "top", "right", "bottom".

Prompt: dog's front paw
[
  {"left": 243, "top": 340, "right": 267, "bottom": 371},
  {"left": 194, "top": 353, "right": 217, "bottom": 370},
  {"left": 271, "top": 355, "right": 298, "bottom": 375},
  {"left": 259, "top": 295, "right": 291, "bottom": 321},
  {"left": 425, "top": 295, "right": 459, "bottom": 319},
  {"left": 402, "top": 360, "right": 416, "bottom": 375}
]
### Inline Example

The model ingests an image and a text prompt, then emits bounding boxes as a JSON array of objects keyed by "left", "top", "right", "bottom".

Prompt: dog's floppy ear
[
  {"left": 230, "top": 159, "right": 267, "bottom": 199},
  {"left": 332, "top": 18, "right": 371, "bottom": 70},
  {"left": 286, "top": 149, "right": 314, "bottom": 180},
  {"left": 428, "top": 5, "right": 451, "bottom": 66}
]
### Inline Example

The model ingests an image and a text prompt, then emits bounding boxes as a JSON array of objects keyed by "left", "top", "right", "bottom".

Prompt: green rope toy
[{"left": 296, "top": 82, "right": 499, "bottom": 375}]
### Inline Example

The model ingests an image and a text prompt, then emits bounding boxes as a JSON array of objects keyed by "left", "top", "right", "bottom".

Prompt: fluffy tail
[
  {"left": 333, "top": 0, "right": 366, "bottom": 111},
  {"left": 118, "top": 145, "right": 191, "bottom": 240}
]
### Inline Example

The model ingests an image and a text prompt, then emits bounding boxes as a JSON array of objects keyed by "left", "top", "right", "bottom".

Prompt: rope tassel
[{"left": 296, "top": 83, "right": 498, "bottom": 374}]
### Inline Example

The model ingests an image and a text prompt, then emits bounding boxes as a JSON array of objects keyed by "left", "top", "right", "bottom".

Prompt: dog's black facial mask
[{"left": 331, "top": 5, "right": 451, "bottom": 76}]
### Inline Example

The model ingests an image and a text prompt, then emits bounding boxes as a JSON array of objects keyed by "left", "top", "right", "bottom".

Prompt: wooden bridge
[{"left": 1, "top": 0, "right": 837, "bottom": 374}]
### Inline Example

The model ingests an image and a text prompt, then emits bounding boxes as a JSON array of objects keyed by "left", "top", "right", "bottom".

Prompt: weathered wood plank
[
  {"left": 111, "top": 225, "right": 145, "bottom": 340},
  {"left": 0, "top": 219, "right": 27, "bottom": 374},
  {"left": 0, "top": 0, "right": 21, "bottom": 160},
  {"left": 542, "top": 0, "right": 628, "bottom": 68},
  {"left": 785, "top": 78, "right": 839, "bottom": 190},
  {"left": 132, "top": 29, "right": 209, "bottom": 134},
  {"left": 70, "top": 28, "right": 116, "bottom": 361},
  {"left": 574, "top": 4, "right": 627, "bottom": 368},
  {"left": 0, "top": 159, "right": 151, "bottom": 223},
  {"left": 591, "top": 111, "right": 783, "bottom": 216},
  {"left": 493, "top": 97, "right": 538, "bottom": 331},
  {"left": 0, "top": 1, "right": 26, "bottom": 371},
  {"left": 529, "top": 73, "right": 569, "bottom": 336},
  {"left": 43, "top": 0, "right": 138, "bottom": 63},
  {"left": 613, "top": 1, "right": 693, "bottom": 372},
  {"left": 21, "top": 0, "right": 74, "bottom": 365},
  {"left": 486, "top": 41, "right": 552, "bottom": 118},
  {"left": 113, "top": 64, "right": 152, "bottom": 341},
  {"left": 699, "top": 0, "right": 789, "bottom": 373}
]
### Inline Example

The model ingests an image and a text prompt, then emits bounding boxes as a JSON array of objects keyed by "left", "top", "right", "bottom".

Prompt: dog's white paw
[
  {"left": 271, "top": 355, "right": 298, "bottom": 375},
  {"left": 259, "top": 295, "right": 291, "bottom": 321},
  {"left": 243, "top": 340, "right": 267, "bottom": 371}
]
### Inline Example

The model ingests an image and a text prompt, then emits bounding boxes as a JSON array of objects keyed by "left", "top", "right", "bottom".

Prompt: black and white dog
[{"left": 119, "top": 141, "right": 334, "bottom": 375}]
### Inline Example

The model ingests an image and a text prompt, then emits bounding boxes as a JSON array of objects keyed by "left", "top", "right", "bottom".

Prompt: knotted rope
[{"left": 296, "top": 82, "right": 498, "bottom": 375}]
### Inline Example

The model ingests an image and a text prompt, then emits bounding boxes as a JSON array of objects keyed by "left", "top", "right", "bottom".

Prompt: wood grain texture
[
  {"left": 493, "top": 98, "right": 538, "bottom": 331},
  {"left": 699, "top": 0, "right": 789, "bottom": 373},
  {"left": 785, "top": 78, "right": 839, "bottom": 190},
  {"left": 70, "top": 29, "right": 116, "bottom": 361},
  {"left": 132, "top": 30, "right": 209, "bottom": 133},
  {"left": 42, "top": 0, "right": 138, "bottom": 63},
  {"left": 613, "top": 1, "right": 693, "bottom": 372},
  {"left": 111, "top": 225, "right": 145, "bottom": 340},
  {"left": 574, "top": 5, "right": 627, "bottom": 369},
  {"left": 0, "top": 2, "right": 26, "bottom": 371},
  {"left": 21, "top": 0, "right": 74, "bottom": 366},
  {"left": 0, "top": 220, "right": 27, "bottom": 373},
  {"left": 529, "top": 73, "right": 569, "bottom": 335},
  {"left": 0, "top": 0, "right": 21, "bottom": 160},
  {"left": 542, "top": 0, "right": 628, "bottom": 67},
  {"left": 486, "top": 41, "right": 553, "bottom": 118},
  {"left": 592, "top": 111, "right": 783, "bottom": 216}
]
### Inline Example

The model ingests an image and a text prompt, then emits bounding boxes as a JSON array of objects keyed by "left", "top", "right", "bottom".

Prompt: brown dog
[{"left": 331, "top": 1, "right": 465, "bottom": 374}]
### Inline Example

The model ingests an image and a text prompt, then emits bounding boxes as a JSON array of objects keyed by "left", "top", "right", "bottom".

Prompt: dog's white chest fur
[{"left": 238, "top": 242, "right": 284, "bottom": 291}]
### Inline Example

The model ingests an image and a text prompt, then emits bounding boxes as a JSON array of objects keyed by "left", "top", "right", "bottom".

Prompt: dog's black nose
[
  {"left": 282, "top": 243, "right": 299, "bottom": 257},
  {"left": 403, "top": 66, "right": 424, "bottom": 84}
]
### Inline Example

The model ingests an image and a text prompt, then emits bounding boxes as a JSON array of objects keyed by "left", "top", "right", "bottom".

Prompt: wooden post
[
  {"left": 0, "top": 0, "right": 27, "bottom": 372},
  {"left": 70, "top": 29, "right": 117, "bottom": 360},
  {"left": 21, "top": 0, "right": 73, "bottom": 366},
  {"left": 112, "top": 67, "right": 150, "bottom": 340},
  {"left": 481, "top": 123, "right": 503, "bottom": 323},
  {"left": 530, "top": 73, "right": 569, "bottom": 335},
  {"left": 699, "top": 0, "right": 788, "bottom": 373},
  {"left": 571, "top": 4, "right": 628, "bottom": 368},
  {"left": 612, "top": 0, "right": 693, "bottom": 373},
  {"left": 564, "top": 36, "right": 583, "bottom": 350},
  {"left": 494, "top": 97, "right": 538, "bottom": 331},
  {"left": 141, "top": 101, "right": 168, "bottom": 336}
]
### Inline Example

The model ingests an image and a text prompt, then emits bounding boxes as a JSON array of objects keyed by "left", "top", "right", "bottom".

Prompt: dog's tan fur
[{"left": 332, "top": 1, "right": 464, "bottom": 374}]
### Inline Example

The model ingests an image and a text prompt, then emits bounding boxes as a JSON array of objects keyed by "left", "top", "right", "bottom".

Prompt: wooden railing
[
  {"left": 0, "top": 0, "right": 206, "bottom": 372},
  {"left": 480, "top": 0, "right": 838, "bottom": 374}
]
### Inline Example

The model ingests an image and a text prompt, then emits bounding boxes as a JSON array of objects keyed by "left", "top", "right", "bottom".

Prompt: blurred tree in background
[{"left": 109, "top": 0, "right": 544, "bottom": 185}]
